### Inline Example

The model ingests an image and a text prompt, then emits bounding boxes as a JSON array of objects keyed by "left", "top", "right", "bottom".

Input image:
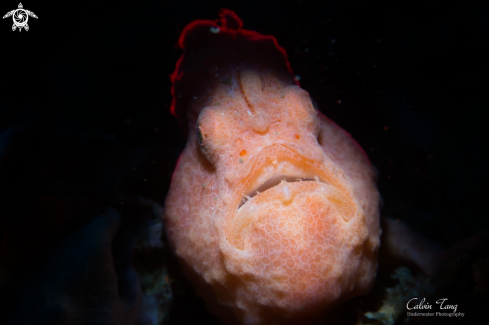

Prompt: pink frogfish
[{"left": 164, "top": 9, "right": 381, "bottom": 325}]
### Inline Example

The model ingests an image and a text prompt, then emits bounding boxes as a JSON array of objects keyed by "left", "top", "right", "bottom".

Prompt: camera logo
[{"left": 3, "top": 3, "right": 38, "bottom": 32}]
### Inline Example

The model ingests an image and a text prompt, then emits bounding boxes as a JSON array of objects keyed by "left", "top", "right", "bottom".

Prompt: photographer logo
[{"left": 3, "top": 3, "right": 38, "bottom": 32}]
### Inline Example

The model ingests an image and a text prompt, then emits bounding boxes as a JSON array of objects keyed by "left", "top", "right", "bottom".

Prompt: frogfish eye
[
  {"left": 197, "top": 125, "right": 205, "bottom": 149},
  {"left": 310, "top": 97, "right": 320, "bottom": 113}
]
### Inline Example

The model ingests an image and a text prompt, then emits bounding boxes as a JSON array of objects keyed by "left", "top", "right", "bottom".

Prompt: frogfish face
[{"left": 164, "top": 10, "right": 380, "bottom": 325}]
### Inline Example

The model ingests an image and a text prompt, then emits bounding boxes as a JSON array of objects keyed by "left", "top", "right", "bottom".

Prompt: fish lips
[{"left": 225, "top": 144, "right": 356, "bottom": 251}]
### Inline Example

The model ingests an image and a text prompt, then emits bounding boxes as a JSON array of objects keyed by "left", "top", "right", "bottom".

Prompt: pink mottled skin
[{"left": 164, "top": 10, "right": 381, "bottom": 325}]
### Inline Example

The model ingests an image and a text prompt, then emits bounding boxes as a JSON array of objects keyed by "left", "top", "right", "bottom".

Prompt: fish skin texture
[{"left": 164, "top": 9, "right": 381, "bottom": 325}]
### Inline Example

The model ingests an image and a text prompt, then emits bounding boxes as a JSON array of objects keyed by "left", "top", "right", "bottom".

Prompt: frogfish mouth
[{"left": 164, "top": 9, "right": 381, "bottom": 325}]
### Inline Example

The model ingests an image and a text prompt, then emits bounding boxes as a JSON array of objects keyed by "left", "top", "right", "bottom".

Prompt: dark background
[{"left": 1, "top": 0, "right": 488, "bottom": 323}]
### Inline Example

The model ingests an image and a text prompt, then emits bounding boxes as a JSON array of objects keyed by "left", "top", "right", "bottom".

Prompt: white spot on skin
[
  {"left": 282, "top": 182, "right": 292, "bottom": 203},
  {"left": 252, "top": 113, "right": 269, "bottom": 134}
]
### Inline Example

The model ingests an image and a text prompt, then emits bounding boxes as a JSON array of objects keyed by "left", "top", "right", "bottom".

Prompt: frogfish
[{"left": 164, "top": 9, "right": 381, "bottom": 325}]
